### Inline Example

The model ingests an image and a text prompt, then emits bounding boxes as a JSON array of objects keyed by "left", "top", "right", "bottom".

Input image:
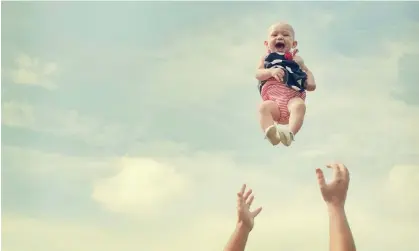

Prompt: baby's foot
[
  {"left": 278, "top": 128, "right": 294, "bottom": 147},
  {"left": 264, "top": 125, "right": 281, "bottom": 146}
]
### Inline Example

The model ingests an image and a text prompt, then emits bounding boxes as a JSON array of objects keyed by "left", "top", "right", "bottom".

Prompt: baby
[{"left": 256, "top": 22, "right": 316, "bottom": 147}]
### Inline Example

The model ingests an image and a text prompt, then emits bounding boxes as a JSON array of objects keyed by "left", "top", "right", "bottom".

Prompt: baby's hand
[{"left": 269, "top": 68, "right": 285, "bottom": 82}]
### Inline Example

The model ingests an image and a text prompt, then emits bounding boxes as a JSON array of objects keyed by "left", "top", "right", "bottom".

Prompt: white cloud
[
  {"left": 1, "top": 214, "right": 144, "bottom": 251},
  {"left": 1, "top": 101, "right": 36, "bottom": 128},
  {"left": 2, "top": 100, "right": 98, "bottom": 136},
  {"left": 1, "top": 101, "right": 146, "bottom": 147},
  {"left": 1, "top": 146, "right": 112, "bottom": 177},
  {"left": 386, "top": 164, "right": 419, "bottom": 212},
  {"left": 3, "top": 157, "right": 419, "bottom": 251},
  {"left": 8, "top": 54, "right": 58, "bottom": 90},
  {"left": 2, "top": 141, "right": 419, "bottom": 251},
  {"left": 306, "top": 51, "right": 419, "bottom": 157},
  {"left": 146, "top": 163, "right": 419, "bottom": 251},
  {"left": 92, "top": 157, "right": 190, "bottom": 216}
]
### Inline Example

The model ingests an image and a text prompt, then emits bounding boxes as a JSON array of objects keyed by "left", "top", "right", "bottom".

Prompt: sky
[{"left": 1, "top": 1, "right": 419, "bottom": 251}]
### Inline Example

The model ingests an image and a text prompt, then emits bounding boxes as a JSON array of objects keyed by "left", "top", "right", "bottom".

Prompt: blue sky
[{"left": 2, "top": 2, "right": 419, "bottom": 251}]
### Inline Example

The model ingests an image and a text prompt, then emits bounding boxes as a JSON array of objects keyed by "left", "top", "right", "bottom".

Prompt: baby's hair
[{"left": 268, "top": 22, "right": 295, "bottom": 38}]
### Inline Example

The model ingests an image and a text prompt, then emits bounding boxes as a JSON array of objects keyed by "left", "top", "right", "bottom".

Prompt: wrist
[
  {"left": 236, "top": 222, "right": 252, "bottom": 233},
  {"left": 327, "top": 203, "right": 345, "bottom": 214},
  {"left": 256, "top": 69, "right": 274, "bottom": 81}
]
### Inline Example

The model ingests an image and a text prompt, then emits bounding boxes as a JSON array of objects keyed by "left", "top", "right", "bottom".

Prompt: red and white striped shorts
[{"left": 261, "top": 80, "right": 306, "bottom": 125}]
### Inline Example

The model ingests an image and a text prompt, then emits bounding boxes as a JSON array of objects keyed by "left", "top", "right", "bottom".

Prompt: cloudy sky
[{"left": 1, "top": 1, "right": 419, "bottom": 251}]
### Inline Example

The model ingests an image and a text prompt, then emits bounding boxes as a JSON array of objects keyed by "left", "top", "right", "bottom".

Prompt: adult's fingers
[
  {"left": 247, "top": 195, "right": 255, "bottom": 207},
  {"left": 237, "top": 184, "right": 246, "bottom": 206},
  {"left": 316, "top": 168, "right": 326, "bottom": 189},
  {"left": 243, "top": 188, "right": 252, "bottom": 201},
  {"left": 327, "top": 163, "right": 342, "bottom": 180},
  {"left": 251, "top": 207, "right": 263, "bottom": 218},
  {"left": 237, "top": 192, "right": 244, "bottom": 208},
  {"left": 239, "top": 184, "right": 246, "bottom": 196},
  {"left": 338, "top": 163, "right": 350, "bottom": 181}
]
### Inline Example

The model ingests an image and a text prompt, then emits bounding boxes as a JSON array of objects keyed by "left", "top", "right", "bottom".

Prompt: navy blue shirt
[{"left": 257, "top": 52, "right": 307, "bottom": 94}]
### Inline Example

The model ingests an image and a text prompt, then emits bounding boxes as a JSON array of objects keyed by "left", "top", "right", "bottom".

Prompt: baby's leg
[
  {"left": 259, "top": 100, "right": 282, "bottom": 145},
  {"left": 259, "top": 100, "right": 280, "bottom": 130},
  {"left": 277, "top": 97, "right": 305, "bottom": 147},
  {"left": 288, "top": 97, "right": 306, "bottom": 135}
]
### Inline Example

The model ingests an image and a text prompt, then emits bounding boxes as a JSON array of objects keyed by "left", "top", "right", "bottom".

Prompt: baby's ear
[
  {"left": 292, "top": 40, "right": 298, "bottom": 48},
  {"left": 264, "top": 41, "right": 271, "bottom": 53}
]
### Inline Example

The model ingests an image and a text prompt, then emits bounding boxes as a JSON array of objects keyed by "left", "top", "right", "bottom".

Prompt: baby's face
[{"left": 267, "top": 23, "right": 296, "bottom": 53}]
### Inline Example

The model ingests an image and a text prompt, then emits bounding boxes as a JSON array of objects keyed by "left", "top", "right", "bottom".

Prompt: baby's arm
[
  {"left": 302, "top": 65, "right": 316, "bottom": 91},
  {"left": 255, "top": 57, "right": 272, "bottom": 81},
  {"left": 294, "top": 55, "right": 316, "bottom": 91}
]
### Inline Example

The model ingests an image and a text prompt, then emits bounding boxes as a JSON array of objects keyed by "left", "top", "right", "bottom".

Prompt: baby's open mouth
[{"left": 275, "top": 41, "right": 285, "bottom": 50}]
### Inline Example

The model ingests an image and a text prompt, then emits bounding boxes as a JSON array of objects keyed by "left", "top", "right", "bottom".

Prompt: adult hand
[
  {"left": 269, "top": 68, "right": 285, "bottom": 82},
  {"left": 236, "top": 184, "right": 262, "bottom": 231},
  {"left": 316, "top": 163, "right": 350, "bottom": 208}
]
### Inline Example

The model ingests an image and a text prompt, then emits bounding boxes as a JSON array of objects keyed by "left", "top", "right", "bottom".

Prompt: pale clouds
[
  {"left": 94, "top": 161, "right": 418, "bottom": 251},
  {"left": 1, "top": 101, "right": 146, "bottom": 148},
  {"left": 1, "top": 146, "right": 111, "bottom": 176},
  {"left": 301, "top": 50, "right": 419, "bottom": 158},
  {"left": 2, "top": 145, "right": 419, "bottom": 251},
  {"left": 1, "top": 101, "right": 36, "bottom": 128},
  {"left": 1, "top": 100, "right": 103, "bottom": 140},
  {"left": 386, "top": 164, "right": 419, "bottom": 213},
  {"left": 1, "top": 214, "right": 142, "bottom": 251},
  {"left": 92, "top": 157, "right": 190, "bottom": 216},
  {"left": 7, "top": 54, "right": 58, "bottom": 90}
]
